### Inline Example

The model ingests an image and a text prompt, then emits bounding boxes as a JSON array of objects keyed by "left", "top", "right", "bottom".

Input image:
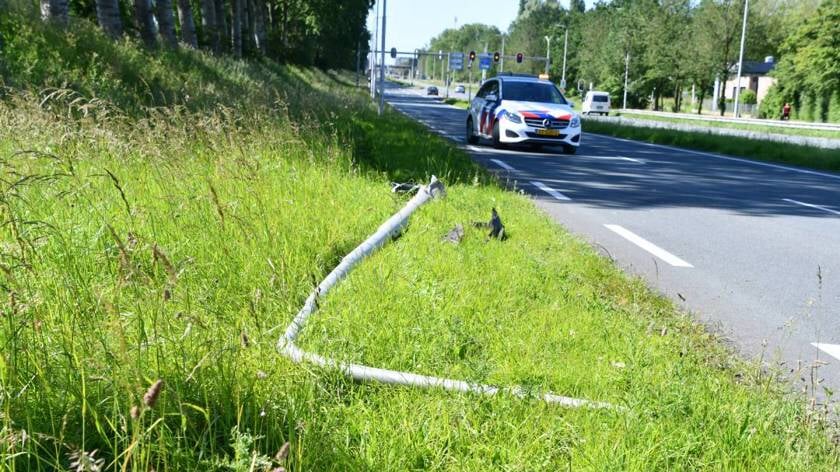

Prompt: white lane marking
[
  {"left": 531, "top": 181, "right": 571, "bottom": 201},
  {"left": 577, "top": 155, "right": 643, "bottom": 163},
  {"left": 604, "top": 224, "right": 694, "bottom": 268},
  {"left": 593, "top": 133, "right": 840, "bottom": 181},
  {"left": 490, "top": 159, "right": 516, "bottom": 171},
  {"left": 812, "top": 343, "right": 840, "bottom": 361},
  {"left": 782, "top": 198, "right": 840, "bottom": 216}
]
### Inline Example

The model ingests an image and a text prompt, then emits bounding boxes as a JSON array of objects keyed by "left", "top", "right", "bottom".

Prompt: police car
[{"left": 465, "top": 73, "right": 581, "bottom": 154}]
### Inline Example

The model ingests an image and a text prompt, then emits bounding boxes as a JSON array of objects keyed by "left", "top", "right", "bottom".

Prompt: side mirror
[
  {"left": 486, "top": 93, "right": 498, "bottom": 102},
  {"left": 568, "top": 101, "right": 575, "bottom": 108}
]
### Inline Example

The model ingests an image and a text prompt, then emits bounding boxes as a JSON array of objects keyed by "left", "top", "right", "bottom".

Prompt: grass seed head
[{"left": 143, "top": 379, "right": 164, "bottom": 408}]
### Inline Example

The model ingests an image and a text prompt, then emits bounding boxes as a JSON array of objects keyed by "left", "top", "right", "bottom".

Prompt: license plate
[{"left": 536, "top": 128, "right": 560, "bottom": 136}]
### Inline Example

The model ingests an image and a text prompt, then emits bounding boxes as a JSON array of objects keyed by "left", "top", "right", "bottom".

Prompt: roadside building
[{"left": 722, "top": 56, "right": 777, "bottom": 103}]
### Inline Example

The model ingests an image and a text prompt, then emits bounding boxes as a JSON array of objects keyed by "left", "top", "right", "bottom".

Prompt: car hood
[{"left": 501, "top": 101, "right": 576, "bottom": 120}]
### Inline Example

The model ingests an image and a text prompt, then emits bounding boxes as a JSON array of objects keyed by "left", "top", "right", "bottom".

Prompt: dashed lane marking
[
  {"left": 604, "top": 224, "right": 694, "bottom": 268},
  {"left": 531, "top": 181, "right": 571, "bottom": 201}
]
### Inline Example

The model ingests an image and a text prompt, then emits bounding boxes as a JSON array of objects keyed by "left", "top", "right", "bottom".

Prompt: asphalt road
[{"left": 384, "top": 82, "right": 840, "bottom": 400}]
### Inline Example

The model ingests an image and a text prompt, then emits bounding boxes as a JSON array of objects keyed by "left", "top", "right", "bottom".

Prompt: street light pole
[
  {"left": 623, "top": 51, "right": 629, "bottom": 110},
  {"left": 370, "top": 0, "right": 378, "bottom": 99},
  {"left": 378, "top": 0, "right": 386, "bottom": 116},
  {"left": 544, "top": 35, "right": 551, "bottom": 76},
  {"left": 561, "top": 27, "right": 568, "bottom": 85},
  {"left": 500, "top": 34, "right": 505, "bottom": 73},
  {"left": 733, "top": 0, "right": 749, "bottom": 118}
]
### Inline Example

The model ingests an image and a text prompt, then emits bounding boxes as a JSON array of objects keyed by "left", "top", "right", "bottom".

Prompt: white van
[{"left": 582, "top": 91, "right": 611, "bottom": 115}]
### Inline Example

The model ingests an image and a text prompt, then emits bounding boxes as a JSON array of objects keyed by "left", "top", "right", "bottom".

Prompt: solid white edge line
[
  {"left": 591, "top": 133, "right": 840, "bottom": 181},
  {"left": 604, "top": 224, "right": 694, "bottom": 268},
  {"left": 812, "top": 343, "right": 840, "bottom": 361},
  {"left": 490, "top": 158, "right": 515, "bottom": 171},
  {"left": 782, "top": 198, "right": 840, "bottom": 216},
  {"left": 531, "top": 181, "right": 571, "bottom": 201}
]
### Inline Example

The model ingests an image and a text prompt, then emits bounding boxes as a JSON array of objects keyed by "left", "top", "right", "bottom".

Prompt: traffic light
[
  {"left": 469, "top": 50, "right": 476, "bottom": 62},
  {"left": 493, "top": 51, "right": 500, "bottom": 63},
  {"left": 516, "top": 52, "right": 524, "bottom": 63},
  {"left": 390, "top": 47, "right": 397, "bottom": 59}
]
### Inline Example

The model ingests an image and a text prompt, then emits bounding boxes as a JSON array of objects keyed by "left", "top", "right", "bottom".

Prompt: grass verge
[
  {"left": 617, "top": 111, "right": 840, "bottom": 140},
  {"left": 1, "top": 11, "right": 839, "bottom": 471},
  {"left": 583, "top": 118, "right": 840, "bottom": 173}
]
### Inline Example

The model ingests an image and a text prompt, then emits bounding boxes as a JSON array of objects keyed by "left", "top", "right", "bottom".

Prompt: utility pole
[
  {"left": 410, "top": 49, "right": 417, "bottom": 85},
  {"left": 733, "top": 0, "right": 749, "bottom": 118},
  {"left": 544, "top": 36, "right": 551, "bottom": 76},
  {"left": 623, "top": 51, "right": 629, "bottom": 110},
  {"left": 378, "top": 0, "right": 386, "bottom": 116}
]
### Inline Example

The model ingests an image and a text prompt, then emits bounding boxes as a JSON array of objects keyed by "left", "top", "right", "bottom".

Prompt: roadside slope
[{"left": 0, "top": 14, "right": 838, "bottom": 470}]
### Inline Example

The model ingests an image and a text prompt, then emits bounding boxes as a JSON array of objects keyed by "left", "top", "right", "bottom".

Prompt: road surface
[{"left": 385, "top": 82, "right": 840, "bottom": 399}]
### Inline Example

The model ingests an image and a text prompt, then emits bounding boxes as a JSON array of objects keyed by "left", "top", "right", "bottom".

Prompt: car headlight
[
  {"left": 505, "top": 112, "right": 522, "bottom": 124},
  {"left": 570, "top": 116, "right": 580, "bottom": 128}
]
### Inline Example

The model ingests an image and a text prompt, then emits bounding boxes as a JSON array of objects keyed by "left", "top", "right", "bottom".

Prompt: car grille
[
  {"left": 524, "top": 132, "right": 567, "bottom": 140},
  {"left": 524, "top": 118, "right": 570, "bottom": 129}
]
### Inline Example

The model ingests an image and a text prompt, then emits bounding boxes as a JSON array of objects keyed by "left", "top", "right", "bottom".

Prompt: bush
[
  {"left": 758, "top": 83, "right": 786, "bottom": 119},
  {"left": 740, "top": 89, "right": 757, "bottom": 105}
]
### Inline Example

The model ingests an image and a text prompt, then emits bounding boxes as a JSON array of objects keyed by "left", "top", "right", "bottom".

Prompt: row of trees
[
  {"left": 420, "top": 0, "right": 838, "bottom": 121},
  {"left": 36, "top": 0, "right": 372, "bottom": 68}
]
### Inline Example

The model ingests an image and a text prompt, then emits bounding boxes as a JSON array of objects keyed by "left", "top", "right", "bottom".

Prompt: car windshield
[{"left": 502, "top": 82, "right": 567, "bottom": 104}]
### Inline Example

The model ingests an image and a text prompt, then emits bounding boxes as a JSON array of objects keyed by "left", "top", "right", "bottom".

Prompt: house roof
[{"left": 729, "top": 60, "right": 776, "bottom": 76}]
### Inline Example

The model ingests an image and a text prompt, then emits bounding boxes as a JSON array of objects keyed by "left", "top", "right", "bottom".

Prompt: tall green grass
[{"left": 1, "top": 11, "right": 839, "bottom": 471}]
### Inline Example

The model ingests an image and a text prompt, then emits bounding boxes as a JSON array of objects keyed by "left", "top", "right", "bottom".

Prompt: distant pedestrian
[{"left": 782, "top": 102, "right": 791, "bottom": 120}]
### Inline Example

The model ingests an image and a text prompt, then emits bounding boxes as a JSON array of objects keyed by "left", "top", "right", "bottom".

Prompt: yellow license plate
[{"left": 536, "top": 128, "right": 560, "bottom": 136}]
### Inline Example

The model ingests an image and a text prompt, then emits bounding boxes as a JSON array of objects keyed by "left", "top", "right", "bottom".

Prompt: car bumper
[{"left": 498, "top": 120, "right": 581, "bottom": 146}]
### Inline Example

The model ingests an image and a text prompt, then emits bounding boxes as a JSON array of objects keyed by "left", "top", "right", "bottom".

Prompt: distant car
[
  {"left": 465, "top": 74, "right": 581, "bottom": 154},
  {"left": 426, "top": 86, "right": 439, "bottom": 96},
  {"left": 454, "top": 84, "right": 466, "bottom": 93},
  {"left": 582, "top": 91, "right": 611, "bottom": 115}
]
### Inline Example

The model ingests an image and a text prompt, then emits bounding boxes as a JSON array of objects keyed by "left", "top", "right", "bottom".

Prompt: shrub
[{"left": 740, "top": 89, "right": 757, "bottom": 105}]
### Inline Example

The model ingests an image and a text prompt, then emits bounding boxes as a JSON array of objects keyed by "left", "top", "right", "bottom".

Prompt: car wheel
[
  {"left": 466, "top": 117, "right": 479, "bottom": 144},
  {"left": 492, "top": 121, "right": 503, "bottom": 149},
  {"left": 562, "top": 145, "right": 577, "bottom": 155}
]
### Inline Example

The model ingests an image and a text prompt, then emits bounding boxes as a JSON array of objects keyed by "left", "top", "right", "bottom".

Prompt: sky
[{"left": 366, "top": 0, "right": 594, "bottom": 58}]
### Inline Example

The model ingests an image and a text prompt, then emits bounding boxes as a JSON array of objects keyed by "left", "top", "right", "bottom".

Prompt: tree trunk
[
  {"left": 697, "top": 86, "right": 706, "bottom": 114},
  {"left": 232, "top": 0, "right": 242, "bottom": 58},
  {"left": 96, "top": 0, "right": 123, "bottom": 38},
  {"left": 156, "top": 0, "right": 178, "bottom": 48},
  {"left": 134, "top": 0, "right": 157, "bottom": 47},
  {"left": 177, "top": 0, "right": 198, "bottom": 48},
  {"left": 41, "top": 0, "right": 69, "bottom": 26},
  {"left": 200, "top": 0, "right": 219, "bottom": 52},
  {"left": 246, "top": 0, "right": 257, "bottom": 54},
  {"left": 214, "top": 0, "right": 228, "bottom": 53},
  {"left": 255, "top": 0, "right": 267, "bottom": 53}
]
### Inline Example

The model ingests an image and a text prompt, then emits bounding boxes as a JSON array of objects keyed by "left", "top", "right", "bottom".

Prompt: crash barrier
[{"left": 276, "top": 176, "right": 616, "bottom": 409}]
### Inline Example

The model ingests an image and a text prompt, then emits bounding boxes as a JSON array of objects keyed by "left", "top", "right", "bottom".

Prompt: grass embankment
[
  {"left": 617, "top": 111, "right": 840, "bottom": 139},
  {"left": 443, "top": 97, "right": 469, "bottom": 109},
  {"left": 583, "top": 118, "right": 840, "bottom": 173},
  {"left": 1, "top": 13, "right": 839, "bottom": 470}
]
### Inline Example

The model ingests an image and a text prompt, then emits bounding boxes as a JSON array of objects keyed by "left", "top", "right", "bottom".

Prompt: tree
[
  {"left": 134, "top": 0, "right": 157, "bottom": 47},
  {"left": 232, "top": 0, "right": 242, "bottom": 57},
  {"left": 95, "top": 0, "right": 123, "bottom": 38},
  {"left": 156, "top": 0, "right": 178, "bottom": 48},
  {"left": 200, "top": 0, "right": 220, "bottom": 52},
  {"left": 40, "top": 0, "right": 69, "bottom": 26},
  {"left": 177, "top": 0, "right": 198, "bottom": 48}
]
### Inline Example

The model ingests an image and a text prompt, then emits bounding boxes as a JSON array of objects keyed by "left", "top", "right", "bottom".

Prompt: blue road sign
[
  {"left": 449, "top": 52, "right": 464, "bottom": 71},
  {"left": 478, "top": 54, "right": 492, "bottom": 71}
]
